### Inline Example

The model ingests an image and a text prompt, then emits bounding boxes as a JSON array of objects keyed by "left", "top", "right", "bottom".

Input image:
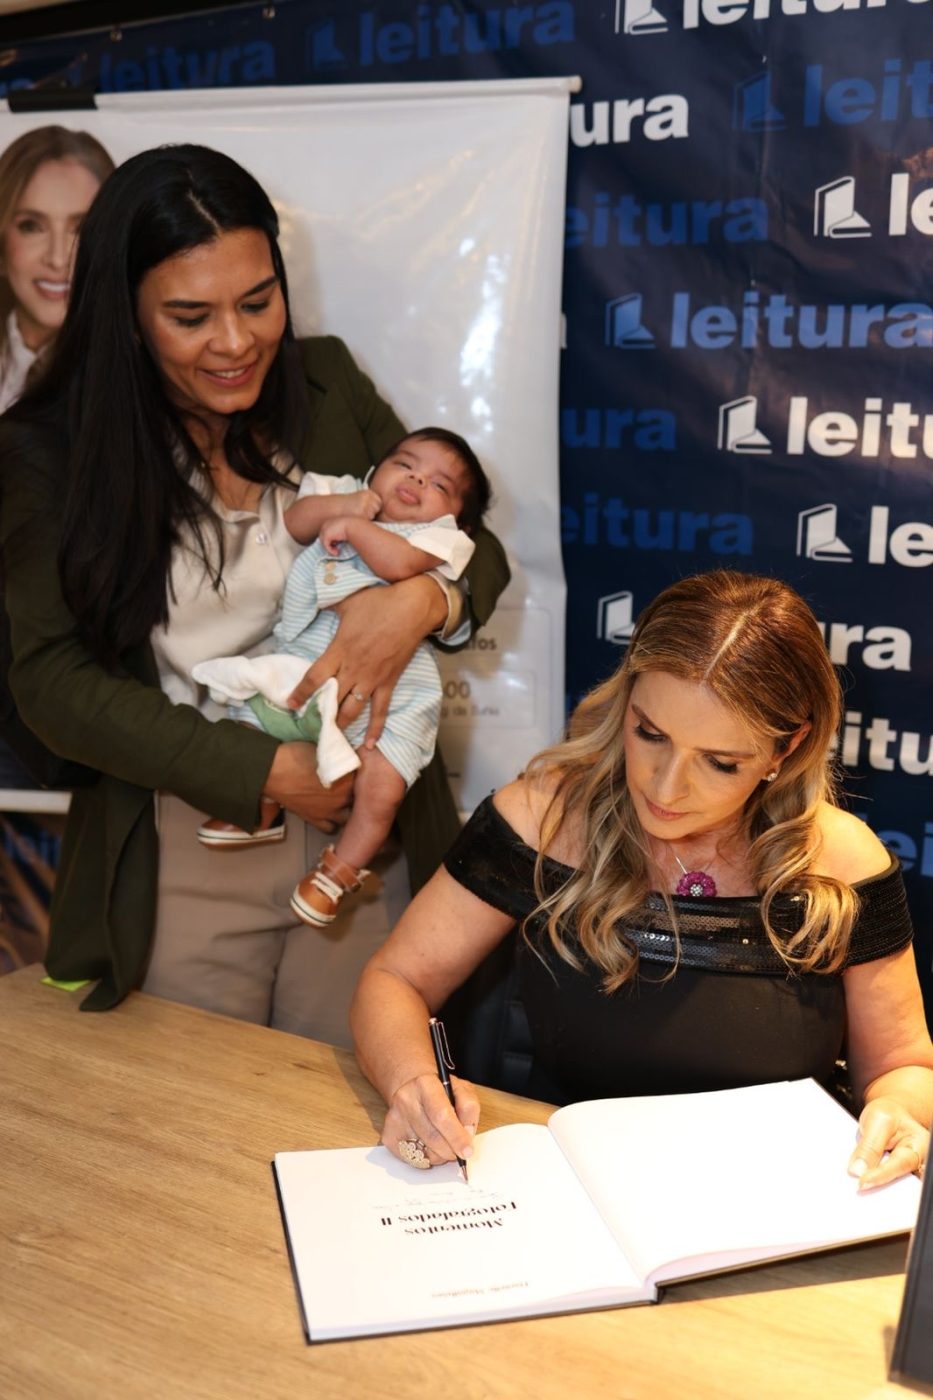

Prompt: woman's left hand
[
  {"left": 287, "top": 577, "right": 447, "bottom": 745},
  {"left": 848, "top": 1095, "right": 928, "bottom": 1189}
]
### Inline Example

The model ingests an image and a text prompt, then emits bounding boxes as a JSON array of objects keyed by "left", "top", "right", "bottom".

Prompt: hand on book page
[
  {"left": 274, "top": 1126, "right": 647, "bottom": 1340},
  {"left": 547, "top": 1080, "right": 922, "bottom": 1286},
  {"left": 849, "top": 1095, "right": 929, "bottom": 1191}
]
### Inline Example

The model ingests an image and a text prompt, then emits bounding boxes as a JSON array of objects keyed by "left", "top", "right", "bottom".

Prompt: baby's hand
[
  {"left": 321, "top": 517, "right": 351, "bottom": 555},
  {"left": 343, "top": 489, "right": 382, "bottom": 520}
]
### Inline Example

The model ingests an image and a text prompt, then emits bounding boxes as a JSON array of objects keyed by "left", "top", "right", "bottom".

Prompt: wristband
[{"left": 426, "top": 570, "right": 466, "bottom": 640}]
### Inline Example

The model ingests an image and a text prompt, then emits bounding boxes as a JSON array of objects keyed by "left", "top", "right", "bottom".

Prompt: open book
[{"left": 273, "top": 1078, "right": 922, "bottom": 1341}]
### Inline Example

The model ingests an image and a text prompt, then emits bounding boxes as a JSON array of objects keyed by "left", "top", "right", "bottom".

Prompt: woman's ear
[{"left": 775, "top": 721, "right": 812, "bottom": 766}]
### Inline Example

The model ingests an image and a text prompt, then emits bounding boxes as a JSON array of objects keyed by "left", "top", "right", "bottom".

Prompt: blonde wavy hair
[
  {"left": 0, "top": 126, "right": 114, "bottom": 374},
  {"left": 527, "top": 570, "right": 857, "bottom": 990}
]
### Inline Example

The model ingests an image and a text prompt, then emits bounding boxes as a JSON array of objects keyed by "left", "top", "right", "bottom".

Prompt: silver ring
[
  {"left": 904, "top": 1142, "right": 924, "bottom": 1176},
  {"left": 351, "top": 689, "right": 365, "bottom": 703},
  {"left": 398, "top": 1137, "right": 431, "bottom": 1169}
]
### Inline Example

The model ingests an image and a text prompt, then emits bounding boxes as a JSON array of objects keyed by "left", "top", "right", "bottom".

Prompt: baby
[{"left": 192, "top": 427, "right": 490, "bottom": 928}]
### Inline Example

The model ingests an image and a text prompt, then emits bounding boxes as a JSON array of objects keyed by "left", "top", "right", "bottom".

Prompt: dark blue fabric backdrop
[{"left": 3, "top": 0, "right": 931, "bottom": 1003}]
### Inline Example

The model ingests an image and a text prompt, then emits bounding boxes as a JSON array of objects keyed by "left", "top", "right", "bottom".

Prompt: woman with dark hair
[
  {"left": 352, "top": 571, "right": 933, "bottom": 1186},
  {"left": 0, "top": 143, "right": 508, "bottom": 1041},
  {"left": 0, "top": 124, "right": 114, "bottom": 411}
]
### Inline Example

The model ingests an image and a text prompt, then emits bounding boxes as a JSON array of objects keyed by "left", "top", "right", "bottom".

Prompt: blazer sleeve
[{"left": 0, "top": 422, "right": 279, "bottom": 829}]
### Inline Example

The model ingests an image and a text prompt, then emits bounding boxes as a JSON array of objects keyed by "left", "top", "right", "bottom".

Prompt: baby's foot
[
  {"left": 197, "top": 799, "right": 285, "bottom": 848},
  {"left": 290, "top": 846, "right": 371, "bottom": 926}
]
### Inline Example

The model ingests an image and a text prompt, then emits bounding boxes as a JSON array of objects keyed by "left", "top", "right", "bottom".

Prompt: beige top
[{"left": 151, "top": 466, "right": 304, "bottom": 719}]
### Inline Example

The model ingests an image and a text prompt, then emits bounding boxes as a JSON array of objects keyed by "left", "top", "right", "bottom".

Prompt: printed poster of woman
[{"left": 0, "top": 124, "right": 114, "bottom": 972}]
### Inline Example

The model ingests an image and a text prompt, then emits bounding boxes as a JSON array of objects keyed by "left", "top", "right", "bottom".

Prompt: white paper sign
[{"left": 2, "top": 80, "right": 571, "bottom": 808}]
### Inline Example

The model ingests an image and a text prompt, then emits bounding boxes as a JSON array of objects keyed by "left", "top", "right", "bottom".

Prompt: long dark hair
[{"left": 12, "top": 143, "right": 308, "bottom": 662}]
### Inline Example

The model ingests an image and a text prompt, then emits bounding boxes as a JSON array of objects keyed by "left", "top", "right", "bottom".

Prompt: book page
[
  {"left": 274, "top": 1123, "right": 647, "bottom": 1340},
  {"left": 547, "top": 1079, "right": 922, "bottom": 1284}
]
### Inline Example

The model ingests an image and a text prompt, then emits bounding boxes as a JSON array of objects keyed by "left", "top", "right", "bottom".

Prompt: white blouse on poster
[{"left": 0, "top": 311, "right": 39, "bottom": 414}]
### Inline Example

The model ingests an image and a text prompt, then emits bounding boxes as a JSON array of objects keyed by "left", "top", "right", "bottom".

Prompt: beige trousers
[{"left": 141, "top": 792, "right": 409, "bottom": 1048}]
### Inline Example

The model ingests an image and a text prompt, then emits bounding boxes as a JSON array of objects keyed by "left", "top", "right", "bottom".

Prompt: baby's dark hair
[{"left": 389, "top": 426, "right": 491, "bottom": 534}]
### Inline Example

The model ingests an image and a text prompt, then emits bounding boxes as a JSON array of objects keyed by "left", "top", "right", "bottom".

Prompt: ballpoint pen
[{"left": 428, "top": 1015, "right": 469, "bottom": 1182}]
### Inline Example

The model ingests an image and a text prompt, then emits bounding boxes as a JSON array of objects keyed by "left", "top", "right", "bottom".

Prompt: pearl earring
[{"left": 764, "top": 770, "right": 778, "bottom": 783}]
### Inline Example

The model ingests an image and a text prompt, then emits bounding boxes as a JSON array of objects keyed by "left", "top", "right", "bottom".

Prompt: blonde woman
[
  {"left": 351, "top": 571, "right": 933, "bottom": 1187},
  {"left": 0, "top": 125, "right": 114, "bottom": 411}
]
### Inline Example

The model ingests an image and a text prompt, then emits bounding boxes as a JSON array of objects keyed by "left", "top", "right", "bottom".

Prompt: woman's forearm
[
  {"left": 352, "top": 960, "right": 482, "bottom": 1168},
  {"left": 14, "top": 637, "right": 281, "bottom": 827},
  {"left": 351, "top": 867, "right": 512, "bottom": 1162},
  {"left": 351, "top": 964, "right": 440, "bottom": 1105}
]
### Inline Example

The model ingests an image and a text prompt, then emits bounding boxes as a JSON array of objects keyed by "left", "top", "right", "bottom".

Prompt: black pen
[{"left": 428, "top": 1016, "right": 469, "bottom": 1182}]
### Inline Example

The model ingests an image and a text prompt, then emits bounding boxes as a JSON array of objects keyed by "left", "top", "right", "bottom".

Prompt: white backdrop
[{"left": 2, "top": 79, "right": 572, "bottom": 809}]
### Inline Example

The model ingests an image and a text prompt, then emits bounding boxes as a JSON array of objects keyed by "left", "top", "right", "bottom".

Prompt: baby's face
[{"left": 370, "top": 438, "right": 470, "bottom": 526}]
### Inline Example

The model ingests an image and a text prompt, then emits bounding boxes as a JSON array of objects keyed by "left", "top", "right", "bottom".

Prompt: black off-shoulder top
[{"left": 443, "top": 796, "right": 914, "bottom": 1105}]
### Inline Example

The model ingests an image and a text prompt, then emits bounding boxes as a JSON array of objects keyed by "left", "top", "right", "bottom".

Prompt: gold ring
[{"left": 398, "top": 1137, "right": 431, "bottom": 1169}]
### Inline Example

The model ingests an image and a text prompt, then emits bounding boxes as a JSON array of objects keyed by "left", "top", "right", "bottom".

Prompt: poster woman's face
[{"left": 2, "top": 157, "right": 103, "bottom": 351}]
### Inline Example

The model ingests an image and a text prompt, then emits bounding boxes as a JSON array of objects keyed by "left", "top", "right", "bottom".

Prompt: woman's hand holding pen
[{"left": 382, "top": 1072, "right": 480, "bottom": 1169}]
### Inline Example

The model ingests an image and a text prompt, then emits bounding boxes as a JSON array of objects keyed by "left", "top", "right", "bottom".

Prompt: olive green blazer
[{"left": 0, "top": 336, "right": 510, "bottom": 1010}]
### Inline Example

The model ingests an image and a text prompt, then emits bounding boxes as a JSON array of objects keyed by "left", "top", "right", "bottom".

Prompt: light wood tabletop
[{"left": 0, "top": 964, "right": 924, "bottom": 1400}]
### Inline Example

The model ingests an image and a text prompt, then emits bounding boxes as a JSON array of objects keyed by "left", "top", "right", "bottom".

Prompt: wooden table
[{"left": 0, "top": 965, "right": 923, "bottom": 1400}]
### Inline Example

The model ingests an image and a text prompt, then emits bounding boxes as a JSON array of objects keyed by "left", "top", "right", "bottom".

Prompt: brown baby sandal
[
  {"left": 196, "top": 798, "right": 286, "bottom": 848},
  {"left": 290, "top": 846, "right": 371, "bottom": 927}
]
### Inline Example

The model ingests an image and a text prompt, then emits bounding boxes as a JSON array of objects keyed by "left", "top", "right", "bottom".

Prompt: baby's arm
[
  {"left": 285, "top": 488, "right": 382, "bottom": 545},
  {"left": 321, "top": 516, "right": 443, "bottom": 582}
]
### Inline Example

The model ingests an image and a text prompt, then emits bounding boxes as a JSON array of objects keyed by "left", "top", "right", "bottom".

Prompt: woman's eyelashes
[
  {"left": 632, "top": 722, "right": 741, "bottom": 776},
  {"left": 171, "top": 298, "right": 273, "bottom": 329},
  {"left": 242, "top": 297, "right": 272, "bottom": 316}
]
